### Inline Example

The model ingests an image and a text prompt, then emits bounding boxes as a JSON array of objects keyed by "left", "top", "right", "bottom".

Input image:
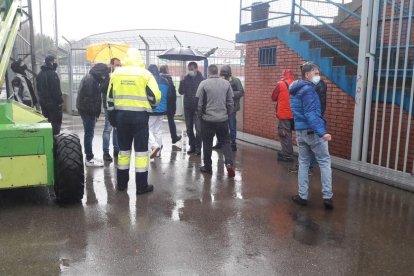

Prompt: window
[{"left": 258, "top": 46, "right": 276, "bottom": 66}]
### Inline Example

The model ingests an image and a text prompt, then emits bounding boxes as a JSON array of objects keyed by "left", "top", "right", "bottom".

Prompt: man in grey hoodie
[{"left": 196, "top": 64, "right": 235, "bottom": 177}]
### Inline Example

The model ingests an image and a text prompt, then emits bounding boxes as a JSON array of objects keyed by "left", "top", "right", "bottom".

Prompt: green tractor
[{"left": 0, "top": 100, "right": 84, "bottom": 203}]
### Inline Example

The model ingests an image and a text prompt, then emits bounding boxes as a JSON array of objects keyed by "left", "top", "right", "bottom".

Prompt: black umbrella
[{"left": 158, "top": 47, "right": 207, "bottom": 61}]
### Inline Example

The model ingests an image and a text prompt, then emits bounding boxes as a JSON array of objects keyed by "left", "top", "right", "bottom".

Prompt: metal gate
[{"left": 353, "top": 0, "right": 414, "bottom": 174}]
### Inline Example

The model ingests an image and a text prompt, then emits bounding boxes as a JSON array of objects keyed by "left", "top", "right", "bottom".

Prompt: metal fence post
[
  {"left": 139, "top": 35, "right": 150, "bottom": 66},
  {"left": 351, "top": 0, "right": 375, "bottom": 161},
  {"left": 62, "top": 36, "right": 73, "bottom": 114},
  {"left": 290, "top": 0, "right": 295, "bottom": 26}
]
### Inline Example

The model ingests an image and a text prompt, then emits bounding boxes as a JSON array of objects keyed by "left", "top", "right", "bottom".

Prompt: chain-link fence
[{"left": 61, "top": 30, "right": 245, "bottom": 116}]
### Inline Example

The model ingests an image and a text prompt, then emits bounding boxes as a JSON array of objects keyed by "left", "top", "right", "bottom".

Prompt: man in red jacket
[{"left": 271, "top": 69, "right": 295, "bottom": 162}]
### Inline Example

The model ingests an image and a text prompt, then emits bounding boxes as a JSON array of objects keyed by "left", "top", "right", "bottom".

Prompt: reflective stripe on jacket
[{"left": 107, "top": 66, "right": 161, "bottom": 112}]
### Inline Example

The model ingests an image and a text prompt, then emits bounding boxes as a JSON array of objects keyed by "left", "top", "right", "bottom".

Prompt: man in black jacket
[
  {"left": 160, "top": 65, "right": 181, "bottom": 144},
  {"left": 179, "top": 62, "right": 205, "bottom": 155},
  {"left": 36, "top": 55, "right": 63, "bottom": 135},
  {"left": 76, "top": 63, "right": 109, "bottom": 167}
]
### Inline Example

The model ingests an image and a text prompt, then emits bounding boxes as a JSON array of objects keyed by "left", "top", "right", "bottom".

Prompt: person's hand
[
  {"left": 323, "top": 134, "right": 332, "bottom": 141},
  {"left": 95, "top": 117, "right": 98, "bottom": 123}
]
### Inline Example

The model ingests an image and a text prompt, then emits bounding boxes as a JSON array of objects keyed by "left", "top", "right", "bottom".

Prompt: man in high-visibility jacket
[{"left": 107, "top": 49, "right": 161, "bottom": 194}]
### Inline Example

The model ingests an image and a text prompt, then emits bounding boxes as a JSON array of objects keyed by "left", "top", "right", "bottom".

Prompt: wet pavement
[{"left": 1, "top": 115, "right": 414, "bottom": 275}]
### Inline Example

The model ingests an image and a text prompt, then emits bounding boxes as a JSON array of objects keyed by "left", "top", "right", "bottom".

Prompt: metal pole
[
  {"left": 139, "top": 35, "right": 150, "bottom": 66},
  {"left": 239, "top": 0, "right": 242, "bottom": 32},
  {"left": 387, "top": 0, "right": 406, "bottom": 168},
  {"left": 370, "top": 0, "right": 389, "bottom": 164},
  {"left": 38, "top": 0, "right": 44, "bottom": 56},
  {"left": 54, "top": 0, "right": 58, "bottom": 53},
  {"left": 173, "top": 35, "right": 182, "bottom": 47},
  {"left": 378, "top": 0, "right": 396, "bottom": 167},
  {"left": 399, "top": 0, "right": 414, "bottom": 172},
  {"left": 62, "top": 36, "right": 73, "bottom": 114},
  {"left": 361, "top": 0, "right": 380, "bottom": 162},
  {"left": 27, "top": 0, "right": 37, "bottom": 74},
  {"left": 290, "top": 0, "right": 295, "bottom": 26},
  {"left": 351, "top": 0, "right": 374, "bottom": 161}
]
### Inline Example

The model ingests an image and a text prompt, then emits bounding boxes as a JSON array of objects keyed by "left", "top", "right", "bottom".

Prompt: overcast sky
[{"left": 32, "top": 0, "right": 241, "bottom": 43}]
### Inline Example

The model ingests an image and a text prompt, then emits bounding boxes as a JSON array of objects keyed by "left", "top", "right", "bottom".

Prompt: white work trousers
[{"left": 148, "top": 115, "right": 164, "bottom": 150}]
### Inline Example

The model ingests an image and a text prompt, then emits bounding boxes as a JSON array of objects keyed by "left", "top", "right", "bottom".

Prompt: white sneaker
[
  {"left": 150, "top": 146, "right": 161, "bottom": 159},
  {"left": 85, "top": 157, "right": 104, "bottom": 167}
]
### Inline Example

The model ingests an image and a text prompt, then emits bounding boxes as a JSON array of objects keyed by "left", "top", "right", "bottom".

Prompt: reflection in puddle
[{"left": 172, "top": 199, "right": 185, "bottom": 221}]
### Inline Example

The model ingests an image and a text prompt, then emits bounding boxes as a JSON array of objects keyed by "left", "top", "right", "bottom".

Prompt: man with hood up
[
  {"left": 271, "top": 69, "right": 295, "bottom": 162},
  {"left": 36, "top": 55, "right": 63, "bottom": 135},
  {"left": 289, "top": 62, "right": 333, "bottom": 210},
  {"left": 10, "top": 59, "right": 39, "bottom": 108},
  {"left": 76, "top": 63, "right": 109, "bottom": 167},
  {"left": 213, "top": 65, "right": 244, "bottom": 152},
  {"left": 107, "top": 49, "right": 161, "bottom": 194},
  {"left": 147, "top": 64, "right": 169, "bottom": 158}
]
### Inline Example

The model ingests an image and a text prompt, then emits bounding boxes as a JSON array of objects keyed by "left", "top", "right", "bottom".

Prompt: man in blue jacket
[
  {"left": 289, "top": 62, "right": 333, "bottom": 210},
  {"left": 147, "top": 64, "right": 169, "bottom": 158}
]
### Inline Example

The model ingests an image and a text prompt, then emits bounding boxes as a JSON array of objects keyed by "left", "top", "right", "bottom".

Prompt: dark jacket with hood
[
  {"left": 148, "top": 64, "right": 169, "bottom": 115},
  {"left": 160, "top": 72, "right": 177, "bottom": 114},
  {"left": 178, "top": 70, "right": 205, "bottom": 109},
  {"left": 36, "top": 63, "right": 63, "bottom": 109},
  {"left": 289, "top": 80, "right": 327, "bottom": 137},
  {"left": 315, "top": 79, "right": 327, "bottom": 116},
  {"left": 220, "top": 65, "right": 244, "bottom": 113},
  {"left": 76, "top": 63, "right": 109, "bottom": 117},
  {"left": 11, "top": 60, "right": 38, "bottom": 106}
]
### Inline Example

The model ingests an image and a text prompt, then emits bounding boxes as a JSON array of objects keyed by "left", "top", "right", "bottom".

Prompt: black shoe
[
  {"left": 136, "top": 185, "right": 154, "bottom": 195},
  {"left": 172, "top": 135, "right": 182, "bottom": 144},
  {"left": 278, "top": 154, "right": 294, "bottom": 162},
  {"left": 212, "top": 143, "right": 222, "bottom": 150},
  {"left": 289, "top": 164, "right": 299, "bottom": 173},
  {"left": 292, "top": 195, "right": 307, "bottom": 206},
  {"left": 323, "top": 198, "right": 334, "bottom": 210},
  {"left": 200, "top": 166, "right": 212, "bottom": 174},
  {"left": 187, "top": 147, "right": 196, "bottom": 154},
  {"left": 103, "top": 153, "right": 113, "bottom": 162},
  {"left": 231, "top": 144, "right": 237, "bottom": 152},
  {"left": 116, "top": 185, "right": 127, "bottom": 191}
]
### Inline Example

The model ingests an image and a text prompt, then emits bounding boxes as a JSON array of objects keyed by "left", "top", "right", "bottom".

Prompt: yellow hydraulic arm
[{"left": 0, "top": 0, "right": 21, "bottom": 88}]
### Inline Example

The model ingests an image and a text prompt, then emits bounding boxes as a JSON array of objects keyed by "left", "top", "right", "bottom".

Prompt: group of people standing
[
  {"left": 272, "top": 62, "right": 333, "bottom": 210},
  {"left": 70, "top": 49, "right": 243, "bottom": 194}
]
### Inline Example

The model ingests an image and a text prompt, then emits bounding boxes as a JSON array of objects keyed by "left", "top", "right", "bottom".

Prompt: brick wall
[{"left": 243, "top": 38, "right": 354, "bottom": 159}]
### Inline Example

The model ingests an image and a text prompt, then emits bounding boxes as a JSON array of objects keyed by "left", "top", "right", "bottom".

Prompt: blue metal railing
[
  {"left": 290, "top": 0, "right": 361, "bottom": 66},
  {"left": 239, "top": 0, "right": 361, "bottom": 67}
]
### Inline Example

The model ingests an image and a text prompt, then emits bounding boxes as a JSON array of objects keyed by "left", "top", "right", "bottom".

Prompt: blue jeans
[
  {"left": 296, "top": 130, "right": 333, "bottom": 199},
  {"left": 229, "top": 113, "right": 237, "bottom": 145},
  {"left": 81, "top": 114, "right": 96, "bottom": 161},
  {"left": 103, "top": 110, "right": 119, "bottom": 154}
]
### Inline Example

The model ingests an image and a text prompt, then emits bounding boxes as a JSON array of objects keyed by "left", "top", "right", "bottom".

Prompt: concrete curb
[{"left": 237, "top": 131, "right": 414, "bottom": 193}]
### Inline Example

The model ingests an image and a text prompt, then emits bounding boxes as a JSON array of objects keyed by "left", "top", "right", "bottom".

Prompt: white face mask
[
  {"left": 312, "top": 75, "right": 321, "bottom": 85},
  {"left": 187, "top": 71, "right": 196, "bottom": 77}
]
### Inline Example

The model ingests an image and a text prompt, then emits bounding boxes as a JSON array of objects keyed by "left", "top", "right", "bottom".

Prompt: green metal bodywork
[{"left": 0, "top": 100, "right": 54, "bottom": 189}]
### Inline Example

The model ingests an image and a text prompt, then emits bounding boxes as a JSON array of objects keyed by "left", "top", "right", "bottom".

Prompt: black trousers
[
  {"left": 201, "top": 120, "right": 233, "bottom": 168},
  {"left": 116, "top": 111, "right": 149, "bottom": 191},
  {"left": 184, "top": 107, "right": 201, "bottom": 150},
  {"left": 167, "top": 111, "right": 178, "bottom": 140},
  {"left": 42, "top": 104, "right": 63, "bottom": 135}
]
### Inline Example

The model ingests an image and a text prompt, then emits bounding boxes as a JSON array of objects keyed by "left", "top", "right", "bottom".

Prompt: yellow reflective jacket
[{"left": 107, "top": 49, "right": 161, "bottom": 112}]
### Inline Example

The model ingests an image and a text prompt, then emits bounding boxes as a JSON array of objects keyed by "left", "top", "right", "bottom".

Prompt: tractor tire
[{"left": 54, "top": 133, "right": 84, "bottom": 204}]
